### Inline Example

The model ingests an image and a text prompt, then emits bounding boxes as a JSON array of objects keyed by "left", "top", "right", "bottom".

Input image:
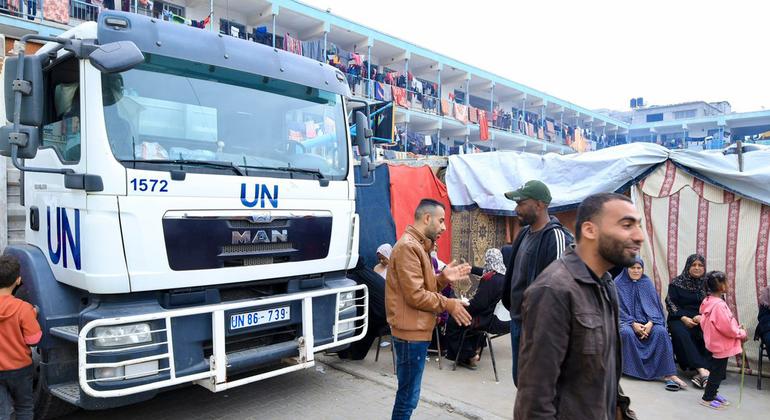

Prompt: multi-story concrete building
[{"left": 3, "top": 0, "right": 770, "bottom": 156}]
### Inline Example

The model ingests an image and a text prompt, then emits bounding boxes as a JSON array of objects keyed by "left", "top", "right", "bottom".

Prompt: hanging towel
[
  {"left": 388, "top": 165, "right": 452, "bottom": 263},
  {"left": 454, "top": 103, "right": 469, "bottom": 124},
  {"left": 441, "top": 99, "right": 452, "bottom": 117},
  {"left": 392, "top": 86, "right": 409, "bottom": 108},
  {"left": 479, "top": 110, "right": 490, "bottom": 141},
  {"left": 468, "top": 107, "right": 479, "bottom": 124},
  {"left": 374, "top": 82, "right": 385, "bottom": 101},
  {"left": 43, "top": 0, "right": 69, "bottom": 24}
]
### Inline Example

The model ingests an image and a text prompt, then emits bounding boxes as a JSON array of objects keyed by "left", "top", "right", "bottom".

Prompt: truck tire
[{"left": 32, "top": 347, "right": 78, "bottom": 420}]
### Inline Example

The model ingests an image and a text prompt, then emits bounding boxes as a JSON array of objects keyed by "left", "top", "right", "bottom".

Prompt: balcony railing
[
  {"left": 0, "top": 0, "right": 41, "bottom": 22},
  {"left": 70, "top": 0, "right": 100, "bottom": 22}
]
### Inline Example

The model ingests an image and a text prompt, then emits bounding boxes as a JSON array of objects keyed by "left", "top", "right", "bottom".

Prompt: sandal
[
  {"left": 457, "top": 359, "right": 478, "bottom": 371},
  {"left": 714, "top": 395, "right": 730, "bottom": 406},
  {"left": 691, "top": 375, "right": 707, "bottom": 389},
  {"left": 700, "top": 400, "right": 725, "bottom": 410},
  {"left": 665, "top": 379, "right": 681, "bottom": 392}
]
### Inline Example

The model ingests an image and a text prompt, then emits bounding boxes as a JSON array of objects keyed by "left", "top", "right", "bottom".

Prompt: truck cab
[{"left": 1, "top": 11, "right": 371, "bottom": 417}]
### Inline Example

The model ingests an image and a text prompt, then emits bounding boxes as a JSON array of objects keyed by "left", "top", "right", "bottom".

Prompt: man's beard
[
  {"left": 518, "top": 213, "right": 536, "bottom": 227},
  {"left": 598, "top": 234, "right": 638, "bottom": 267}
]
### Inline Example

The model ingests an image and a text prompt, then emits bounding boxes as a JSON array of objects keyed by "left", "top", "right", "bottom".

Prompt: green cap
[{"left": 504, "top": 180, "right": 552, "bottom": 204}]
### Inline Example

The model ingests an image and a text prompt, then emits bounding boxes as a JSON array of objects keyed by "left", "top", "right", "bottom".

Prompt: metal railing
[
  {"left": 70, "top": 0, "right": 100, "bottom": 22},
  {"left": 78, "top": 284, "right": 368, "bottom": 397},
  {"left": 0, "top": 0, "right": 41, "bottom": 21}
]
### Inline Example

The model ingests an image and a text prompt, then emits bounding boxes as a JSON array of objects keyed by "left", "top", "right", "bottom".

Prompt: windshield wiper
[
  {"left": 239, "top": 165, "right": 325, "bottom": 179},
  {"left": 120, "top": 159, "right": 246, "bottom": 176},
  {"left": 239, "top": 165, "right": 329, "bottom": 186}
]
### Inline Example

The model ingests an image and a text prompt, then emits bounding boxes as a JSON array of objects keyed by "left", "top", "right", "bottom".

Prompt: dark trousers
[
  {"left": 0, "top": 364, "right": 34, "bottom": 420},
  {"left": 510, "top": 319, "right": 521, "bottom": 386},
  {"left": 702, "top": 356, "right": 728, "bottom": 401},
  {"left": 391, "top": 338, "right": 429, "bottom": 420},
  {"left": 668, "top": 319, "right": 709, "bottom": 370}
]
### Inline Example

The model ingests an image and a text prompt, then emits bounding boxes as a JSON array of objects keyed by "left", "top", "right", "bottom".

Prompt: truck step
[
  {"left": 48, "top": 382, "right": 80, "bottom": 405},
  {"left": 49, "top": 325, "right": 79, "bottom": 343}
]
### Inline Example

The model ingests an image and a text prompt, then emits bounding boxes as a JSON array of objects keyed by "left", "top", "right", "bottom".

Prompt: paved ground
[
  {"left": 321, "top": 335, "right": 770, "bottom": 420},
  {"left": 61, "top": 336, "right": 770, "bottom": 419},
  {"left": 60, "top": 363, "right": 465, "bottom": 420}
]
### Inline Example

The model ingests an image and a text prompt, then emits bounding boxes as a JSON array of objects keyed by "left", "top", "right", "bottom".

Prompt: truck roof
[{"left": 57, "top": 11, "right": 351, "bottom": 98}]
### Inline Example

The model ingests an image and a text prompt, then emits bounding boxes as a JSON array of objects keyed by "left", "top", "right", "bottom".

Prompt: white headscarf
[{"left": 376, "top": 243, "right": 393, "bottom": 259}]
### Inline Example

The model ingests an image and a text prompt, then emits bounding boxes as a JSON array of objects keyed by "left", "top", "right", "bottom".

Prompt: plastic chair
[{"left": 451, "top": 325, "right": 506, "bottom": 382}]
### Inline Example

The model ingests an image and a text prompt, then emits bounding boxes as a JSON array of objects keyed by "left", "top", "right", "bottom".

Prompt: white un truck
[{"left": 1, "top": 11, "right": 373, "bottom": 418}]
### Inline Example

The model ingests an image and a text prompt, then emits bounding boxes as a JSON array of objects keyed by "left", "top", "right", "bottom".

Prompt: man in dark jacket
[
  {"left": 514, "top": 193, "right": 641, "bottom": 420},
  {"left": 501, "top": 180, "right": 573, "bottom": 385}
]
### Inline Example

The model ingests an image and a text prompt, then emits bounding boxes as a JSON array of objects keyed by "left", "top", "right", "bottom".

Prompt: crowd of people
[{"left": 339, "top": 180, "right": 770, "bottom": 420}]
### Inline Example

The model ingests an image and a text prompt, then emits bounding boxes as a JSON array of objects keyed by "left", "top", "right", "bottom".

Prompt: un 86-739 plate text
[{"left": 230, "top": 306, "right": 290, "bottom": 330}]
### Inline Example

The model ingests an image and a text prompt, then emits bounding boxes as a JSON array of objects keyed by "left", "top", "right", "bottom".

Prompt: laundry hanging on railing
[
  {"left": 479, "top": 110, "right": 490, "bottom": 141},
  {"left": 284, "top": 33, "right": 302, "bottom": 55},
  {"left": 454, "top": 103, "right": 468, "bottom": 124},
  {"left": 392, "top": 86, "right": 409, "bottom": 108},
  {"left": 43, "top": 0, "right": 69, "bottom": 24}
]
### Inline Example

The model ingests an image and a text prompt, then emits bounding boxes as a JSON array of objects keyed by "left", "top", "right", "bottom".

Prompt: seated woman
[
  {"left": 373, "top": 243, "right": 392, "bottom": 279},
  {"left": 444, "top": 248, "right": 510, "bottom": 369},
  {"left": 338, "top": 257, "right": 386, "bottom": 360},
  {"left": 665, "top": 254, "right": 710, "bottom": 388},
  {"left": 616, "top": 258, "right": 687, "bottom": 391},
  {"left": 759, "top": 285, "right": 770, "bottom": 360}
]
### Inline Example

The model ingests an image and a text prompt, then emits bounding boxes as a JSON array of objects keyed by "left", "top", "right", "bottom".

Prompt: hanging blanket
[{"left": 388, "top": 165, "right": 452, "bottom": 263}]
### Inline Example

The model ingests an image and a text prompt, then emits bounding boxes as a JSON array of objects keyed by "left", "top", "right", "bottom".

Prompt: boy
[{"left": 0, "top": 255, "right": 41, "bottom": 420}]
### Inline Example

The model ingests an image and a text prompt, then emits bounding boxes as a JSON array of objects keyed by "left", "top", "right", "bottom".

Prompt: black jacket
[
  {"left": 514, "top": 246, "right": 635, "bottom": 420},
  {"left": 758, "top": 304, "right": 770, "bottom": 338},
  {"left": 502, "top": 216, "right": 573, "bottom": 318}
]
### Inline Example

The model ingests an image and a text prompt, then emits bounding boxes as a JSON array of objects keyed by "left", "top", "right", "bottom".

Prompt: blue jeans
[
  {"left": 391, "top": 337, "right": 430, "bottom": 420},
  {"left": 0, "top": 364, "right": 34, "bottom": 420},
  {"left": 510, "top": 319, "right": 521, "bottom": 386}
]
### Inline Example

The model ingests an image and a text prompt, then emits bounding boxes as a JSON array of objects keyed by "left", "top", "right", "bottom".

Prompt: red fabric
[
  {"left": 388, "top": 165, "right": 452, "bottom": 263},
  {"left": 479, "top": 110, "right": 490, "bottom": 141},
  {"left": 392, "top": 86, "right": 409, "bottom": 108}
]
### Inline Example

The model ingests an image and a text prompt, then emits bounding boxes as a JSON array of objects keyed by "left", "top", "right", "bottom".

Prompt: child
[
  {"left": 0, "top": 255, "right": 42, "bottom": 420},
  {"left": 698, "top": 270, "right": 748, "bottom": 410}
]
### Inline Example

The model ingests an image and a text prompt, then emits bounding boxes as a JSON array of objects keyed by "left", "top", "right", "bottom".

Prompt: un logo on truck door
[{"left": 47, "top": 206, "right": 82, "bottom": 270}]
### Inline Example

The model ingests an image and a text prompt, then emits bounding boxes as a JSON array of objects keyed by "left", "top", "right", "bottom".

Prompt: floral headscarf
[{"left": 483, "top": 248, "right": 506, "bottom": 276}]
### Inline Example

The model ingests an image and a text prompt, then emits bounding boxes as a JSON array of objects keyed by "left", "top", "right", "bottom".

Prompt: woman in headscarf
[
  {"left": 444, "top": 248, "right": 510, "bottom": 369},
  {"left": 758, "top": 285, "right": 770, "bottom": 361},
  {"left": 616, "top": 257, "right": 687, "bottom": 391},
  {"left": 665, "top": 254, "right": 710, "bottom": 388},
  {"left": 373, "top": 243, "right": 392, "bottom": 279},
  {"left": 338, "top": 257, "right": 387, "bottom": 360}
]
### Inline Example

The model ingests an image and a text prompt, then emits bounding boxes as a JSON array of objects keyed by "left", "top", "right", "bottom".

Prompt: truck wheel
[{"left": 32, "top": 347, "right": 78, "bottom": 420}]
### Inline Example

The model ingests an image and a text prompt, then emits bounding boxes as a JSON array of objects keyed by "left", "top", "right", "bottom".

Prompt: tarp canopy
[{"left": 446, "top": 143, "right": 770, "bottom": 215}]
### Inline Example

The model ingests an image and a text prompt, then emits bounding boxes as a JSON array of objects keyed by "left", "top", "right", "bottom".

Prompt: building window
[
  {"left": 646, "top": 113, "right": 663, "bottom": 122},
  {"left": 674, "top": 109, "right": 697, "bottom": 119}
]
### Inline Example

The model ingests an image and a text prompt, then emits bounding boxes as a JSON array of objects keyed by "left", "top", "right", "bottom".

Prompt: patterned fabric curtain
[{"left": 636, "top": 160, "right": 770, "bottom": 373}]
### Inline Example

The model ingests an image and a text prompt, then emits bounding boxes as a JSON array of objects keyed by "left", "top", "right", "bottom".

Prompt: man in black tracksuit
[{"left": 501, "top": 180, "right": 573, "bottom": 386}]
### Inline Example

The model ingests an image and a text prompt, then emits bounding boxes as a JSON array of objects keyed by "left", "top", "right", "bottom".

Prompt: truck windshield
[{"left": 101, "top": 54, "right": 348, "bottom": 180}]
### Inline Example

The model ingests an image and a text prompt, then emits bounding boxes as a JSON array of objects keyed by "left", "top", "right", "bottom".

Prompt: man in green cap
[{"left": 501, "top": 180, "right": 573, "bottom": 386}]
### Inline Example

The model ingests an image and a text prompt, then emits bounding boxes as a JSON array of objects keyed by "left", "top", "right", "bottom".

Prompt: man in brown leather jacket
[
  {"left": 514, "top": 193, "right": 640, "bottom": 420},
  {"left": 386, "top": 198, "right": 472, "bottom": 420}
]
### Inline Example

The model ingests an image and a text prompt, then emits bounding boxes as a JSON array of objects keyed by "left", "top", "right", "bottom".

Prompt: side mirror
[
  {"left": 354, "top": 110, "right": 372, "bottom": 157},
  {"left": 88, "top": 41, "right": 144, "bottom": 74},
  {"left": 3, "top": 55, "right": 45, "bottom": 126},
  {"left": 0, "top": 125, "right": 40, "bottom": 159}
]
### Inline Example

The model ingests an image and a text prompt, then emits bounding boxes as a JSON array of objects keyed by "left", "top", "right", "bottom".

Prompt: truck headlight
[
  {"left": 93, "top": 323, "right": 152, "bottom": 348},
  {"left": 338, "top": 291, "right": 355, "bottom": 311}
]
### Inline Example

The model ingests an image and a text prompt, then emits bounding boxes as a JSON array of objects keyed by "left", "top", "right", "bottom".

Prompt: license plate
[{"left": 230, "top": 306, "right": 291, "bottom": 330}]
